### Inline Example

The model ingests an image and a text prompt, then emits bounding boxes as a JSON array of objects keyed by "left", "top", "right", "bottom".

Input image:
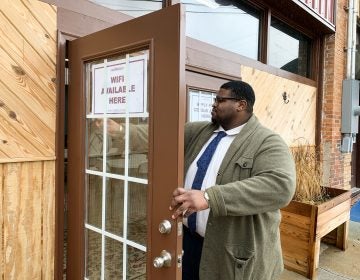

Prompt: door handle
[
  {"left": 153, "top": 250, "right": 172, "bottom": 268},
  {"left": 158, "top": 220, "right": 172, "bottom": 234}
]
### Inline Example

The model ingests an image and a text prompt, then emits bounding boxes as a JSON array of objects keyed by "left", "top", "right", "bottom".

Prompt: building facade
[{"left": 0, "top": 0, "right": 358, "bottom": 279}]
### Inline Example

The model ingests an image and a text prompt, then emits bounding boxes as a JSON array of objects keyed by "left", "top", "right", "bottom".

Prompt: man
[{"left": 170, "top": 80, "right": 296, "bottom": 280}]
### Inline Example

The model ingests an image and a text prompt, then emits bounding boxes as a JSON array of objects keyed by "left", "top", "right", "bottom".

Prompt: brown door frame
[
  {"left": 67, "top": 4, "right": 185, "bottom": 279},
  {"left": 53, "top": 1, "right": 136, "bottom": 279}
]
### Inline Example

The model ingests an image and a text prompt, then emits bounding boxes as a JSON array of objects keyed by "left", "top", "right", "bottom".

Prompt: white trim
[
  {"left": 122, "top": 53, "right": 131, "bottom": 279},
  {"left": 85, "top": 169, "right": 148, "bottom": 185},
  {"left": 85, "top": 223, "right": 147, "bottom": 252},
  {"left": 86, "top": 112, "right": 149, "bottom": 119},
  {"left": 100, "top": 58, "right": 109, "bottom": 280}
]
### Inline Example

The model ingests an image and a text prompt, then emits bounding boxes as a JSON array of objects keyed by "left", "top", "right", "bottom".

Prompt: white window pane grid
[{"left": 85, "top": 52, "right": 148, "bottom": 280}]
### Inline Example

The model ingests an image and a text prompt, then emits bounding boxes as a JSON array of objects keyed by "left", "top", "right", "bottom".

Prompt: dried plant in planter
[
  {"left": 283, "top": 144, "right": 351, "bottom": 279},
  {"left": 291, "top": 144, "right": 325, "bottom": 204}
]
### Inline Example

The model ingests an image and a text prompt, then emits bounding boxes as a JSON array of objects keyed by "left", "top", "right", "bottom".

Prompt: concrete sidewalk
[{"left": 279, "top": 221, "right": 360, "bottom": 280}]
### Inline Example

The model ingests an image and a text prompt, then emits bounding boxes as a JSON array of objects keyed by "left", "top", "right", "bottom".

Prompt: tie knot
[{"left": 216, "top": 131, "right": 227, "bottom": 138}]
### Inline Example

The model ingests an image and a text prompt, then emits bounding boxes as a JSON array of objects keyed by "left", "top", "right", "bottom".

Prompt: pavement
[{"left": 279, "top": 220, "right": 360, "bottom": 280}]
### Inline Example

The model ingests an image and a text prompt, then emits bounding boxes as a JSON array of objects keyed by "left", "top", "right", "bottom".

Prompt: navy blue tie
[{"left": 188, "top": 131, "right": 227, "bottom": 233}]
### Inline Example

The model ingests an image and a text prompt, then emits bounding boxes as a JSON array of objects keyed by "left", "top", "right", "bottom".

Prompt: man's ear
[{"left": 237, "top": 100, "right": 247, "bottom": 111}]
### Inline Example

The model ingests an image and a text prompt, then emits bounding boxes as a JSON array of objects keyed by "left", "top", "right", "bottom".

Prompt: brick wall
[{"left": 321, "top": 0, "right": 352, "bottom": 190}]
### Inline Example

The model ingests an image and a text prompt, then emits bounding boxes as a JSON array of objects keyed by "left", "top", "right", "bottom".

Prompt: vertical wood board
[
  {"left": 3, "top": 162, "right": 43, "bottom": 279},
  {"left": 42, "top": 160, "right": 55, "bottom": 279},
  {"left": 0, "top": 160, "right": 55, "bottom": 279}
]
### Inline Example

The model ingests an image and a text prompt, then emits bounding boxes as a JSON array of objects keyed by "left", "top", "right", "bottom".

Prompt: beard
[{"left": 211, "top": 117, "right": 218, "bottom": 125}]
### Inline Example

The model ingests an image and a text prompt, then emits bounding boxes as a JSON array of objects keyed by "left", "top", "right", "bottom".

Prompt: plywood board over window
[
  {"left": 241, "top": 66, "right": 316, "bottom": 146},
  {"left": 0, "top": 0, "right": 56, "bottom": 279}
]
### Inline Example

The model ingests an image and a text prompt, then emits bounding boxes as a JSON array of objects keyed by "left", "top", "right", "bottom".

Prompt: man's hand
[
  {"left": 169, "top": 188, "right": 209, "bottom": 219},
  {"left": 107, "top": 119, "right": 122, "bottom": 137},
  {"left": 93, "top": 119, "right": 123, "bottom": 137}
]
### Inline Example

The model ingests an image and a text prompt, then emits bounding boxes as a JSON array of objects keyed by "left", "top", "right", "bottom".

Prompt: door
[{"left": 67, "top": 4, "right": 185, "bottom": 279}]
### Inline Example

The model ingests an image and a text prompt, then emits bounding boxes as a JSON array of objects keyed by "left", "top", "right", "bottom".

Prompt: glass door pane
[{"left": 84, "top": 49, "right": 149, "bottom": 279}]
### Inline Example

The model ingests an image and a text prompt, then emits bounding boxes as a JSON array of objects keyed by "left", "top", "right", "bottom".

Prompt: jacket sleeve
[{"left": 206, "top": 133, "right": 296, "bottom": 217}]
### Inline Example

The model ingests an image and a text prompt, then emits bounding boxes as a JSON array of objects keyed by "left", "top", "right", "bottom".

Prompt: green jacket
[{"left": 184, "top": 115, "right": 296, "bottom": 280}]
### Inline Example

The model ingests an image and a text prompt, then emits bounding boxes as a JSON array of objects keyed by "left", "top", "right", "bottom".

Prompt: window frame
[{"left": 169, "top": 0, "right": 320, "bottom": 81}]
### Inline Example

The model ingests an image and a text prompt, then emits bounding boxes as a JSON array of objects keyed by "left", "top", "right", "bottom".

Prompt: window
[
  {"left": 355, "top": 29, "right": 360, "bottom": 80},
  {"left": 182, "top": 0, "right": 261, "bottom": 60},
  {"left": 269, "top": 18, "right": 311, "bottom": 77},
  {"left": 188, "top": 89, "right": 216, "bottom": 122},
  {"left": 90, "top": 0, "right": 162, "bottom": 17}
]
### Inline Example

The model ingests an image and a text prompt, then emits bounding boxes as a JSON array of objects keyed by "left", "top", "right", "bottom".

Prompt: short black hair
[{"left": 220, "top": 80, "right": 255, "bottom": 113}]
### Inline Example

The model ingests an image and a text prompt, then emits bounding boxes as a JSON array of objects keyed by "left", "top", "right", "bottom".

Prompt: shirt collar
[{"left": 214, "top": 123, "right": 246, "bottom": 136}]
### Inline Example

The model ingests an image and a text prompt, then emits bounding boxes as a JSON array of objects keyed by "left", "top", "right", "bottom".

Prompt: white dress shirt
[{"left": 183, "top": 123, "right": 246, "bottom": 237}]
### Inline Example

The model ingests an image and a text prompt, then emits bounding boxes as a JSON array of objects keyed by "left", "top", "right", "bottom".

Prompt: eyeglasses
[{"left": 213, "top": 96, "right": 243, "bottom": 103}]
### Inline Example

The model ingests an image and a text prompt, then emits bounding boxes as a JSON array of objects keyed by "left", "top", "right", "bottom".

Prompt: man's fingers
[
  {"left": 172, "top": 187, "right": 186, "bottom": 197},
  {"left": 171, "top": 201, "right": 190, "bottom": 219},
  {"left": 169, "top": 188, "right": 201, "bottom": 219},
  {"left": 182, "top": 208, "right": 194, "bottom": 218},
  {"left": 169, "top": 188, "right": 187, "bottom": 210}
]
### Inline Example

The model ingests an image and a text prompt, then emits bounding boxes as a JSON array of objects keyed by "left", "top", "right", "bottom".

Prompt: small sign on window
[
  {"left": 188, "top": 90, "right": 215, "bottom": 122},
  {"left": 92, "top": 55, "right": 147, "bottom": 115}
]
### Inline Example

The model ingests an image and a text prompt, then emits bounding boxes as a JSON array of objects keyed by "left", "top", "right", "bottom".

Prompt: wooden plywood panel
[
  {"left": 0, "top": 11, "right": 56, "bottom": 97},
  {"left": 21, "top": 0, "right": 57, "bottom": 42},
  {"left": 0, "top": 0, "right": 56, "bottom": 278},
  {"left": 3, "top": 162, "right": 43, "bottom": 279},
  {"left": 241, "top": 66, "right": 317, "bottom": 146},
  {"left": 0, "top": 0, "right": 56, "bottom": 67},
  {"left": 0, "top": 164, "right": 3, "bottom": 277},
  {"left": 1, "top": 161, "right": 55, "bottom": 279},
  {"left": 42, "top": 160, "right": 55, "bottom": 279},
  {"left": 0, "top": 0, "right": 56, "bottom": 162}
]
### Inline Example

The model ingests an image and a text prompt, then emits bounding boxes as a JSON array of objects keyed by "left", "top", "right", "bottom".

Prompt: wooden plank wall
[
  {"left": 241, "top": 66, "right": 317, "bottom": 146},
  {"left": 0, "top": 0, "right": 56, "bottom": 279}
]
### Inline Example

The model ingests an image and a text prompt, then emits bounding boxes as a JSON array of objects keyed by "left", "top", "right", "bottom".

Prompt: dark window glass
[
  {"left": 355, "top": 29, "right": 360, "bottom": 80},
  {"left": 269, "top": 18, "right": 311, "bottom": 77},
  {"left": 182, "top": 0, "right": 261, "bottom": 60}
]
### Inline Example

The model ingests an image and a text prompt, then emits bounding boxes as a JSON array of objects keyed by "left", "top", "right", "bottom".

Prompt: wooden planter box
[{"left": 280, "top": 187, "right": 351, "bottom": 279}]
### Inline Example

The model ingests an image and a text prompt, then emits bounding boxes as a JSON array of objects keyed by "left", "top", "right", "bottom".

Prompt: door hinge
[
  {"left": 65, "top": 58, "right": 69, "bottom": 85},
  {"left": 65, "top": 67, "right": 69, "bottom": 85}
]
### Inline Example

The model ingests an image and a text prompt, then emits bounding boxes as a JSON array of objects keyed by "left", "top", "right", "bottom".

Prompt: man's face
[{"left": 211, "top": 88, "right": 241, "bottom": 126}]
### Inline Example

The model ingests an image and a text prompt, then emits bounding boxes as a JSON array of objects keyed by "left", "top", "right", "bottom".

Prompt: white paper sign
[
  {"left": 92, "top": 55, "right": 147, "bottom": 114},
  {"left": 188, "top": 90, "right": 215, "bottom": 122}
]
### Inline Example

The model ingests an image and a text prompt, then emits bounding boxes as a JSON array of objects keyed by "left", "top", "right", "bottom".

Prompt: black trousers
[{"left": 182, "top": 226, "right": 204, "bottom": 280}]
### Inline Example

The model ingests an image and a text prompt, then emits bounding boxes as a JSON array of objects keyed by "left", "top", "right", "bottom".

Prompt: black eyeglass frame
[{"left": 213, "top": 96, "right": 244, "bottom": 103}]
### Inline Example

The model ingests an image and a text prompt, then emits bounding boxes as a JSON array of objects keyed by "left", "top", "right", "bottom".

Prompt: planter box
[{"left": 280, "top": 187, "right": 351, "bottom": 279}]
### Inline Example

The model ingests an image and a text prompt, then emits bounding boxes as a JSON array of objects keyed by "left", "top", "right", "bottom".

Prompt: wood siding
[
  {"left": 242, "top": 66, "right": 317, "bottom": 146},
  {"left": 0, "top": 0, "right": 56, "bottom": 279},
  {"left": 0, "top": 0, "right": 56, "bottom": 162}
]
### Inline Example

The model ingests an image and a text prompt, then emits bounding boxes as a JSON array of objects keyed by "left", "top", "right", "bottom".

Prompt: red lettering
[
  {"left": 110, "top": 75, "right": 125, "bottom": 84},
  {"left": 109, "top": 96, "right": 126, "bottom": 104}
]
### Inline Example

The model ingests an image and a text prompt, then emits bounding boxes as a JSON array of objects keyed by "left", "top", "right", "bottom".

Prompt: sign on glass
[
  {"left": 188, "top": 89, "right": 215, "bottom": 122},
  {"left": 92, "top": 54, "right": 147, "bottom": 114}
]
